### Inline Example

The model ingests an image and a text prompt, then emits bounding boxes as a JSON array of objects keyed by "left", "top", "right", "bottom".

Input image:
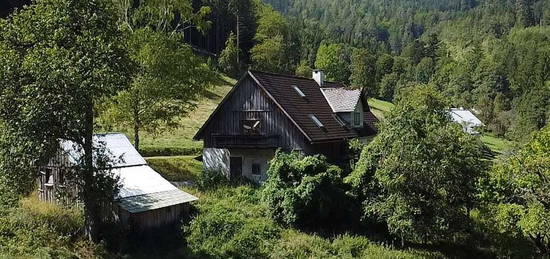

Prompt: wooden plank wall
[
  {"left": 119, "top": 204, "right": 189, "bottom": 231},
  {"left": 203, "top": 77, "right": 311, "bottom": 152}
]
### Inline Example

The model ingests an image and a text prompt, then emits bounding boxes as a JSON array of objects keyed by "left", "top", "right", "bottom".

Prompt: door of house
[{"left": 230, "top": 157, "right": 242, "bottom": 179}]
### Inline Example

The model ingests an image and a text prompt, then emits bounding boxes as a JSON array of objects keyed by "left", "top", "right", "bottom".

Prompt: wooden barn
[
  {"left": 38, "top": 133, "right": 198, "bottom": 230},
  {"left": 194, "top": 70, "right": 379, "bottom": 182}
]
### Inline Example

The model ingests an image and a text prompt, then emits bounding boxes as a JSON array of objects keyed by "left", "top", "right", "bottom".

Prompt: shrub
[
  {"left": 271, "top": 230, "right": 444, "bottom": 259},
  {"left": 195, "top": 169, "right": 229, "bottom": 191},
  {"left": 185, "top": 186, "right": 280, "bottom": 258},
  {"left": 139, "top": 145, "right": 202, "bottom": 157},
  {"left": 0, "top": 197, "right": 105, "bottom": 258},
  {"left": 262, "top": 151, "right": 356, "bottom": 231},
  {"left": 477, "top": 125, "right": 550, "bottom": 256},
  {"left": 346, "top": 86, "right": 487, "bottom": 244}
]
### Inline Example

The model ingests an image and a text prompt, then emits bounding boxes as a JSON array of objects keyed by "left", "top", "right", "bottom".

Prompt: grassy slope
[
  {"left": 368, "top": 98, "right": 394, "bottom": 120},
  {"left": 146, "top": 156, "right": 202, "bottom": 182},
  {"left": 137, "top": 76, "right": 235, "bottom": 156}
]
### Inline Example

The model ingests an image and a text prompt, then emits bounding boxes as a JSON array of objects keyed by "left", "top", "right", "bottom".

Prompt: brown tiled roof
[{"left": 249, "top": 71, "right": 377, "bottom": 143}]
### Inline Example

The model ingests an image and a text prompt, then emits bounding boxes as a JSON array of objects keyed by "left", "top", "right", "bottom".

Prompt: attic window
[
  {"left": 292, "top": 85, "right": 306, "bottom": 98},
  {"left": 243, "top": 120, "right": 261, "bottom": 135},
  {"left": 310, "top": 115, "right": 324, "bottom": 128}
]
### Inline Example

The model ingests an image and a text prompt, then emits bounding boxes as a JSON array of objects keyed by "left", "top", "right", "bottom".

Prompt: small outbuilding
[
  {"left": 37, "top": 133, "right": 197, "bottom": 230},
  {"left": 449, "top": 108, "right": 484, "bottom": 134}
]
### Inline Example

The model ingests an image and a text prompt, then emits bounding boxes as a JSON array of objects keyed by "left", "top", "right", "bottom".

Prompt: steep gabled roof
[
  {"left": 249, "top": 71, "right": 358, "bottom": 142},
  {"left": 195, "top": 71, "right": 378, "bottom": 143}
]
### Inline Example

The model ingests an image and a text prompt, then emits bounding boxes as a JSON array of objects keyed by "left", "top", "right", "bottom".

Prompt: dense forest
[{"left": 247, "top": 0, "right": 550, "bottom": 141}]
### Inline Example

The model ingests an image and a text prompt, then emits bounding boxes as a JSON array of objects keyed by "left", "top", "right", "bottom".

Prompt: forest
[{"left": 0, "top": 0, "right": 548, "bottom": 258}]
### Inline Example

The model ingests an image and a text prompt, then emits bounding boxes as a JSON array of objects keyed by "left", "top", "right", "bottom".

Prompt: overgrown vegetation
[{"left": 0, "top": 197, "right": 106, "bottom": 258}]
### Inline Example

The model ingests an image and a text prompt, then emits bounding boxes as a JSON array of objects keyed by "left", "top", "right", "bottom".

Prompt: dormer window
[
  {"left": 310, "top": 115, "right": 324, "bottom": 128},
  {"left": 292, "top": 85, "right": 306, "bottom": 98},
  {"left": 243, "top": 120, "right": 261, "bottom": 135}
]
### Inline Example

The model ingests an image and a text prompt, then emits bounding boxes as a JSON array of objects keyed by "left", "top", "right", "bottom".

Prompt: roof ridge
[{"left": 249, "top": 70, "right": 342, "bottom": 85}]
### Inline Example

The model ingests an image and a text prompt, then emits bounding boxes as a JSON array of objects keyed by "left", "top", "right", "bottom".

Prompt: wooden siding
[
  {"left": 118, "top": 203, "right": 189, "bottom": 231},
  {"left": 38, "top": 148, "right": 77, "bottom": 204},
  {"left": 203, "top": 77, "right": 310, "bottom": 152}
]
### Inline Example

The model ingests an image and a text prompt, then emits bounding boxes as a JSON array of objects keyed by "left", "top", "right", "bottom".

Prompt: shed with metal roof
[{"left": 38, "top": 133, "right": 197, "bottom": 230}]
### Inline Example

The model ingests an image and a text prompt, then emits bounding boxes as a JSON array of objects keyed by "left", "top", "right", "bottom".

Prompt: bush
[
  {"left": 271, "top": 230, "right": 444, "bottom": 259},
  {"left": 262, "top": 152, "right": 356, "bottom": 231},
  {"left": 346, "top": 86, "right": 486, "bottom": 243},
  {"left": 139, "top": 145, "right": 202, "bottom": 157},
  {"left": 185, "top": 186, "right": 280, "bottom": 258},
  {"left": 195, "top": 169, "right": 229, "bottom": 191},
  {"left": 0, "top": 197, "right": 105, "bottom": 258}
]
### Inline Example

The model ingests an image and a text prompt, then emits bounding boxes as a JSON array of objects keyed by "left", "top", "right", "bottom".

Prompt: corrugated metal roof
[
  {"left": 60, "top": 133, "right": 147, "bottom": 168},
  {"left": 449, "top": 108, "right": 484, "bottom": 126},
  {"left": 449, "top": 108, "right": 484, "bottom": 134},
  {"left": 321, "top": 88, "right": 362, "bottom": 112},
  {"left": 115, "top": 165, "right": 179, "bottom": 198},
  {"left": 118, "top": 190, "right": 198, "bottom": 213}
]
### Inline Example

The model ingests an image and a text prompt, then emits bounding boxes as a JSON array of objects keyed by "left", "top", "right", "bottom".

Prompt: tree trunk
[
  {"left": 83, "top": 99, "right": 100, "bottom": 241},
  {"left": 133, "top": 106, "right": 140, "bottom": 152}
]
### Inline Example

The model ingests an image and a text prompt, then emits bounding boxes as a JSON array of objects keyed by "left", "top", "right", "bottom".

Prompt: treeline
[{"left": 234, "top": 0, "right": 550, "bottom": 141}]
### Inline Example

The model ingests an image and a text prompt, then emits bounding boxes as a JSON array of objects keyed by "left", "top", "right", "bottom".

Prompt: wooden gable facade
[{"left": 198, "top": 75, "right": 310, "bottom": 153}]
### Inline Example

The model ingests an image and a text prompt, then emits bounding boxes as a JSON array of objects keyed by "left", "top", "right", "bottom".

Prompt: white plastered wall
[{"left": 203, "top": 148, "right": 230, "bottom": 177}]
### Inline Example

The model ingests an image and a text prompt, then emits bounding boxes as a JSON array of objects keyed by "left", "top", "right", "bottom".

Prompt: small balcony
[{"left": 212, "top": 134, "right": 280, "bottom": 148}]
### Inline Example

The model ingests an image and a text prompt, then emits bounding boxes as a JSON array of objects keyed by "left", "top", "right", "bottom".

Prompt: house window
[
  {"left": 354, "top": 112, "right": 361, "bottom": 127},
  {"left": 243, "top": 120, "right": 261, "bottom": 135},
  {"left": 252, "top": 163, "right": 261, "bottom": 175},
  {"left": 45, "top": 168, "right": 54, "bottom": 186}
]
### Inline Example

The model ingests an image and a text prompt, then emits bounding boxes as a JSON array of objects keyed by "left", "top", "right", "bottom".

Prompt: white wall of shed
[{"left": 203, "top": 148, "right": 230, "bottom": 177}]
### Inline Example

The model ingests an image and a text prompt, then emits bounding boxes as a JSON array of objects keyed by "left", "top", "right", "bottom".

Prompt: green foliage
[
  {"left": 295, "top": 59, "right": 313, "bottom": 77},
  {"left": 347, "top": 86, "right": 487, "bottom": 243},
  {"left": 271, "top": 230, "right": 444, "bottom": 259},
  {"left": 262, "top": 152, "right": 354, "bottom": 231},
  {"left": 0, "top": 0, "right": 130, "bottom": 239},
  {"left": 0, "top": 198, "right": 105, "bottom": 258},
  {"left": 350, "top": 48, "right": 376, "bottom": 93},
  {"left": 99, "top": 27, "right": 215, "bottom": 150},
  {"left": 251, "top": 4, "right": 299, "bottom": 74},
  {"left": 478, "top": 125, "right": 550, "bottom": 255},
  {"left": 315, "top": 43, "right": 351, "bottom": 83},
  {"left": 185, "top": 186, "right": 280, "bottom": 258},
  {"left": 219, "top": 32, "right": 241, "bottom": 78},
  {"left": 195, "top": 169, "right": 230, "bottom": 191}
]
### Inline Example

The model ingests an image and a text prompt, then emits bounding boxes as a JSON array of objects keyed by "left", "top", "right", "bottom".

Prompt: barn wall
[
  {"left": 202, "top": 76, "right": 310, "bottom": 152},
  {"left": 119, "top": 204, "right": 189, "bottom": 230},
  {"left": 38, "top": 148, "right": 77, "bottom": 204}
]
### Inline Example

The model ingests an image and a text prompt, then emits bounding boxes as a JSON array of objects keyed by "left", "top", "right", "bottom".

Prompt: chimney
[{"left": 312, "top": 69, "right": 325, "bottom": 86}]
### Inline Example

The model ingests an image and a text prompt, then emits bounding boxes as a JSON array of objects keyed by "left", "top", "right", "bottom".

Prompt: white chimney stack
[{"left": 312, "top": 69, "right": 325, "bottom": 86}]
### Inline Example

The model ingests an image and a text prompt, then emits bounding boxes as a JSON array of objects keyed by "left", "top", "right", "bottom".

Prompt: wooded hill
[{"left": 255, "top": 0, "right": 549, "bottom": 142}]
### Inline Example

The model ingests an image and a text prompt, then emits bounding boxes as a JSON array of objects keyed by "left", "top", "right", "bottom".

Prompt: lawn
[
  {"left": 480, "top": 133, "right": 515, "bottom": 154},
  {"left": 368, "top": 98, "right": 395, "bottom": 120},
  {"left": 121, "top": 75, "right": 235, "bottom": 157},
  {"left": 146, "top": 156, "right": 203, "bottom": 182}
]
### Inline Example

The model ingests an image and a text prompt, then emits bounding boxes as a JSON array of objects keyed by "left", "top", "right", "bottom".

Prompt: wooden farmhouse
[
  {"left": 38, "top": 133, "right": 197, "bottom": 230},
  {"left": 194, "top": 70, "right": 379, "bottom": 182}
]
